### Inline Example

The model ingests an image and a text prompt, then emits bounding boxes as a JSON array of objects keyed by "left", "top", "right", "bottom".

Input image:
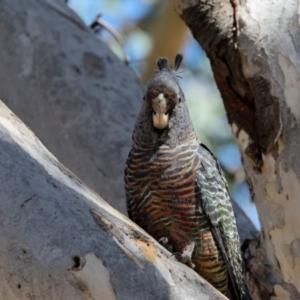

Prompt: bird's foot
[
  {"left": 158, "top": 237, "right": 173, "bottom": 252},
  {"left": 158, "top": 237, "right": 169, "bottom": 246},
  {"left": 173, "top": 252, "right": 195, "bottom": 269},
  {"left": 173, "top": 242, "right": 195, "bottom": 269}
]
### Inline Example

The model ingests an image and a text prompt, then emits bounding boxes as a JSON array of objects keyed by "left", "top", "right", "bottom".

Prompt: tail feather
[{"left": 228, "top": 274, "right": 252, "bottom": 300}]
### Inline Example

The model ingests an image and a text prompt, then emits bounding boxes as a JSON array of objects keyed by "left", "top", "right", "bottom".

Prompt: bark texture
[
  {"left": 0, "top": 100, "right": 228, "bottom": 299},
  {"left": 171, "top": 0, "right": 300, "bottom": 299},
  {"left": 0, "top": 0, "right": 142, "bottom": 214}
]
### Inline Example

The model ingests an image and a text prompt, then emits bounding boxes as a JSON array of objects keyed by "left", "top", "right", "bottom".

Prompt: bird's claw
[
  {"left": 173, "top": 252, "right": 195, "bottom": 269},
  {"left": 158, "top": 237, "right": 169, "bottom": 246},
  {"left": 173, "top": 241, "right": 195, "bottom": 269},
  {"left": 158, "top": 237, "right": 173, "bottom": 252}
]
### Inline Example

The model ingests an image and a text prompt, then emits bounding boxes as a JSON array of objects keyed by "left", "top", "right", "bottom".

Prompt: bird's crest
[{"left": 156, "top": 53, "right": 183, "bottom": 71}]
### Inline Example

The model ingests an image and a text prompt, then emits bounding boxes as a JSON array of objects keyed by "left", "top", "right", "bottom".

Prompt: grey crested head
[{"left": 132, "top": 54, "right": 197, "bottom": 147}]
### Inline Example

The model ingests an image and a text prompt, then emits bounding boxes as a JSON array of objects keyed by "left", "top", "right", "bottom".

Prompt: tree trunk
[{"left": 171, "top": 0, "right": 300, "bottom": 299}]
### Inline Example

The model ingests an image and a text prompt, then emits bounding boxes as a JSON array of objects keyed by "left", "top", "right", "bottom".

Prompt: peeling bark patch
[
  {"left": 264, "top": 281, "right": 300, "bottom": 300},
  {"left": 69, "top": 252, "right": 117, "bottom": 300},
  {"left": 281, "top": 282, "right": 300, "bottom": 300},
  {"left": 278, "top": 54, "right": 300, "bottom": 124},
  {"left": 132, "top": 239, "right": 175, "bottom": 286},
  {"left": 273, "top": 284, "right": 291, "bottom": 299},
  {"left": 268, "top": 164, "right": 300, "bottom": 293},
  {"left": 262, "top": 154, "right": 277, "bottom": 182},
  {"left": 281, "top": 238, "right": 300, "bottom": 268},
  {"left": 233, "top": 124, "right": 262, "bottom": 171},
  {"left": 232, "top": 124, "right": 249, "bottom": 150},
  {"left": 133, "top": 239, "right": 157, "bottom": 264},
  {"left": 112, "top": 235, "right": 145, "bottom": 269}
]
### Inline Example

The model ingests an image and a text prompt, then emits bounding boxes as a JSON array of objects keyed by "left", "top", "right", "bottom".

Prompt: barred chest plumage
[
  {"left": 126, "top": 142, "right": 206, "bottom": 250},
  {"left": 125, "top": 142, "right": 228, "bottom": 293}
]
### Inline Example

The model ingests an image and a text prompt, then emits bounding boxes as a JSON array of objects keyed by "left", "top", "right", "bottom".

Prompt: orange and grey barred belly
[{"left": 125, "top": 143, "right": 228, "bottom": 294}]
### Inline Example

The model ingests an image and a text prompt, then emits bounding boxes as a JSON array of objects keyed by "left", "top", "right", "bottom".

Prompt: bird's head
[
  {"left": 145, "top": 54, "right": 183, "bottom": 130},
  {"left": 132, "top": 54, "right": 196, "bottom": 146}
]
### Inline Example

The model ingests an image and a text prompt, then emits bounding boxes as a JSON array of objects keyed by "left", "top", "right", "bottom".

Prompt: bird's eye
[
  {"left": 178, "top": 97, "right": 181, "bottom": 103},
  {"left": 143, "top": 96, "right": 145, "bottom": 101}
]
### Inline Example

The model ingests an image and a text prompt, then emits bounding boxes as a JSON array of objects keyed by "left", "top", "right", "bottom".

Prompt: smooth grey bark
[
  {"left": 0, "top": 0, "right": 141, "bottom": 214},
  {"left": 0, "top": 100, "right": 228, "bottom": 299},
  {"left": 171, "top": 0, "right": 300, "bottom": 299}
]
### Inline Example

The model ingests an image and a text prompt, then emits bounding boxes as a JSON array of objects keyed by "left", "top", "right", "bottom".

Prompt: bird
[{"left": 124, "top": 54, "right": 252, "bottom": 300}]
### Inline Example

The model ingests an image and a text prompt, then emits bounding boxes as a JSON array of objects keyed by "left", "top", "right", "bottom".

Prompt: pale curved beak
[{"left": 152, "top": 93, "right": 169, "bottom": 129}]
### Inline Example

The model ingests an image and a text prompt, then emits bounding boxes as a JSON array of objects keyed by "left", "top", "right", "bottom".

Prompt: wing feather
[{"left": 196, "top": 143, "right": 252, "bottom": 300}]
